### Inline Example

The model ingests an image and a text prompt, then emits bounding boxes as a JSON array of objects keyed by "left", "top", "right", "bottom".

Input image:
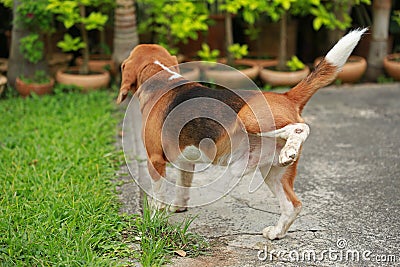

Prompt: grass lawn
[
  {"left": 0, "top": 89, "right": 208, "bottom": 266},
  {"left": 0, "top": 90, "right": 130, "bottom": 265}
]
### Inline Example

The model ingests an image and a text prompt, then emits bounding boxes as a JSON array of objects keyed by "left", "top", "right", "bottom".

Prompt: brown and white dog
[{"left": 117, "top": 29, "right": 366, "bottom": 240}]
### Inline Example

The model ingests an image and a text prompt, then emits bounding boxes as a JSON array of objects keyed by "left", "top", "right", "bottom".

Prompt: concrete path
[{"left": 118, "top": 83, "right": 400, "bottom": 266}]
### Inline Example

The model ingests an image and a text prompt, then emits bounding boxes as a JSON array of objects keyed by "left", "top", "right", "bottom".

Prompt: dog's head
[{"left": 117, "top": 44, "right": 179, "bottom": 104}]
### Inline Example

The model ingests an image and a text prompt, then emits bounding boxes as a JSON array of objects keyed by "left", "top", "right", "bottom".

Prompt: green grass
[
  {"left": 0, "top": 89, "right": 208, "bottom": 266},
  {"left": 0, "top": 90, "right": 131, "bottom": 266},
  {"left": 127, "top": 198, "right": 209, "bottom": 266}
]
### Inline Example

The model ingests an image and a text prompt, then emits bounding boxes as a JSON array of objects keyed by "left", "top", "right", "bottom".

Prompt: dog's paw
[
  {"left": 169, "top": 199, "right": 189, "bottom": 213},
  {"left": 279, "top": 145, "right": 298, "bottom": 166},
  {"left": 262, "top": 226, "right": 286, "bottom": 240},
  {"left": 169, "top": 205, "right": 188, "bottom": 213}
]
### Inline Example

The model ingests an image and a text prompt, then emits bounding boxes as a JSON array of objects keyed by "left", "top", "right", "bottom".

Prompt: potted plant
[
  {"left": 47, "top": 0, "right": 112, "bottom": 90},
  {"left": 3, "top": 0, "right": 55, "bottom": 89},
  {"left": 261, "top": 56, "right": 309, "bottom": 87},
  {"left": 200, "top": 43, "right": 259, "bottom": 88},
  {"left": 12, "top": 0, "right": 55, "bottom": 96},
  {"left": 16, "top": 70, "right": 55, "bottom": 97},
  {"left": 383, "top": 10, "right": 400, "bottom": 81},
  {"left": 75, "top": 0, "right": 116, "bottom": 73},
  {"left": 258, "top": 1, "right": 313, "bottom": 87},
  {"left": 310, "top": 0, "right": 370, "bottom": 84},
  {"left": 15, "top": 34, "right": 54, "bottom": 97}
]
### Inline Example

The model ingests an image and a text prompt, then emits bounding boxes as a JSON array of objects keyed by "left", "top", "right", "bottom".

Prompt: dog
[{"left": 117, "top": 29, "right": 366, "bottom": 240}]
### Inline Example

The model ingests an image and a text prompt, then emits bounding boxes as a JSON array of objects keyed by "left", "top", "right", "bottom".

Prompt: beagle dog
[{"left": 117, "top": 29, "right": 366, "bottom": 240}]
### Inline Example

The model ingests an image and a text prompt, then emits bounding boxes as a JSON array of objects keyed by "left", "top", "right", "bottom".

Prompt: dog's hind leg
[
  {"left": 260, "top": 162, "right": 301, "bottom": 240},
  {"left": 170, "top": 162, "right": 194, "bottom": 213},
  {"left": 259, "top": 123, "right": 310, "bottom": 167},
  {"left": 148, "top": 153, "right": 168, "bottom": 210}
]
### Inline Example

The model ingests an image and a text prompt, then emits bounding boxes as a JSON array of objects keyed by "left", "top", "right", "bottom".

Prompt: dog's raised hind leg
[{"left": 259, "top": 123, "right": 310, "bottom": 166}]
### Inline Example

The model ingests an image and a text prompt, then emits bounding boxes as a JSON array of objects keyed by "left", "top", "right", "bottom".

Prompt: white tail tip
[{"left": 325, "top": 28, "right": 368, "bottom": 68}]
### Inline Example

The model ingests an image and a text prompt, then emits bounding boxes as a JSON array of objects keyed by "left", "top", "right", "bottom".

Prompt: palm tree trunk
[
  {"left": 365, "top": 0, "right": 392, "bottom": 81},
  {"left": 277, "top": 11, "right": 287, "bottom": 71},
  {"left": 113, "top": 0, "right": 139, "bottom": 69}
]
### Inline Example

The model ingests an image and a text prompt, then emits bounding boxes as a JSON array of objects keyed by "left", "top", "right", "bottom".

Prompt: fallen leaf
[{"left": 174, "top": 250, "right": 186, "bottom": 257}]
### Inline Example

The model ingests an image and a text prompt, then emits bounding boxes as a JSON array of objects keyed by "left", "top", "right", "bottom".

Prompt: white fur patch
[
  {"left": 154, "top": 60, "right": 182, "bottom": 80},
  {"left": 325, "top": 28, "right": 367, "bottom": 68}
]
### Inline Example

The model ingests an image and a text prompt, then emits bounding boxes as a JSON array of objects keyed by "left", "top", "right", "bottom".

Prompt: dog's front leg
[
  {"left": 170, "top": 162, "right": 194, "bottom": 213},
  {"left": 260, "top": 164, "right": 302, "bottom": 240}
]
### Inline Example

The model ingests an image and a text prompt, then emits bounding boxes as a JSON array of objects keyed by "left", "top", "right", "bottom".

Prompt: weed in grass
[{"left": 124, "top": 197, "right": 209, "bottom": 266}]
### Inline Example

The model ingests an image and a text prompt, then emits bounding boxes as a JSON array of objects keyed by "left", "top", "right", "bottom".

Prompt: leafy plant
[
  {"left": 16, "top": 0, "right": 54, "bottom": 32},
  {"left": 19, "top": 33, "right": 44, "bottom": 64},
  {"left": 393, "top": 10, "right": 400, "bottom": 27},
  {"left": 197, "top": 43, "right": 220, "bottom": 62},
  {"left": 310, "top": 0, "right": 371, "bottom": 31},
  {"left": 227, "top": 44, "right": 249, "bottom": 60},
  {"left": 0, "top": 0, "right": 12, "bottom": 8},
  {"left": 286, "top": 56, "right": 305, "bottom": 71},
  {"left": 138, "top": 0, "right": 209, "bottom": 54},
  {"left": 20, "top": 70, "right": 51, "bottom": 84},
  {"left": 47, "top": 0, "right": 113, "bottom": 74}
]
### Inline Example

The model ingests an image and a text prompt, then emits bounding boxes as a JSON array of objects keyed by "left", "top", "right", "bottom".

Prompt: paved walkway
[{"left": 118, "top": 83, "right": 400, "bottom": 267}]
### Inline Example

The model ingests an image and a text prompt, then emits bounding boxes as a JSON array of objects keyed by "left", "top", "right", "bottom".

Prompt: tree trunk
[
  {"left": 225, "top": 12, "right": 234, "bottom": 66},
  {"left": 365, "top": 0, "right": 392, "bottom": 81},
  {"left": 113, "top": 0, "right": 139, "bottom": 68},
  {"left": 7, "top": 0, "right": 47, "bottom": 88},
  {"left": 79, "top": 4, "right": 90, "bottom": 75},
  {"left": 277, "top": 11, "right": 287, "bottom": 71}
]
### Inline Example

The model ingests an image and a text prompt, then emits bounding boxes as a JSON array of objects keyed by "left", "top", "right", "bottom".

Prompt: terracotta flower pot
[
  {"left": 260, "top": 65, "right": 310, "bottom": 87},
  {"left": 314, "top": 55, "right": 367, "bottom": 83},
  {"left": 56, "top": 67, "right": 110, "bottom": 90},
  {"left": 15, "top": 77, "right": 54, "bottom": 97},
  {"left": 203, "top": 59, "right": 260, "bottom": 89},
  {"left": 0, "top": 58, "right": 8, "bottom": 74},
  {"left": 0, "top": 75, "right": 7, "bottom": 95},
  {"left": 75, "top": 55, "right": 116, "bottom": 74},
  {"left": 383, "top": 53, "right": 400, "bottom": 81}
]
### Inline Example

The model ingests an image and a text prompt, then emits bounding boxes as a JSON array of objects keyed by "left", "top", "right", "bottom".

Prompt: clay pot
[
  {"left": 56, "top": 67, "right": 110, "bottom": 90},
  {"left": 203, "top": 59, "right": 260, "bottom": 89},
  {"left": 15, "top": 77, "right": 54, "bottom": 97},
  {"left": 0, "top": 75, "right": 7, "bottom": 95},
  {"left": 314, "top": 55, "right": 367, "bottom": 83},
  {"left": 383, "top": 53, "right": 400, "bottom": 81},
  {"left": 75, "top": 55, "right": 116, "bottom": 74},
  {"left": 0, "top": 58, "right": 8, "bottom": 74},
  {"left": 260, "top": 65, "right": 310, "bottom": 87}
]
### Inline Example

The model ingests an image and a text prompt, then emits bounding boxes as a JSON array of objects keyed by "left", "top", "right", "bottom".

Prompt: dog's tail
[{"left": 286, "top": 28, "right": 367, "bottom": 113}]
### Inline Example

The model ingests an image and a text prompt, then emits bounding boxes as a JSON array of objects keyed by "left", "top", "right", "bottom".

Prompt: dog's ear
[{"left": 117, "top": 60, "right": 137, "bottom": 104}]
